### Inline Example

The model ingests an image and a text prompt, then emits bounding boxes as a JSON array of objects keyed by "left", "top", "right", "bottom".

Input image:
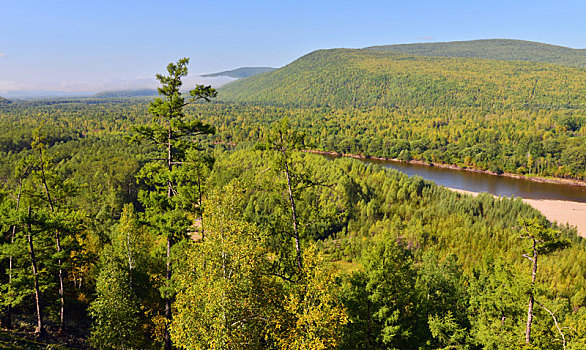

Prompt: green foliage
[
  {"left": 209, "top": 44, "right": 586, "bottom": 179},
  {"left": 171, "top": 182, "right": 273, "bottom": 349},
  {"left": 519, "top": 216, "right": 571, "bottom": 256},
  {"left": 109, "top": 204, "right": 153, "bottom": 284},
  {"left": 416, "top": 253, "right": 471, "bottom": 347},
  {"left": 209, "top": 149, "right": 350, "bottom": 269},
  {"left": 271, "top": 245, "right": 348, "bottom": 350},
  {"left": 220, "top": 48, "right": 586, "bottom": 109},
  {"left": 365, "top": 39, "right": 586, "bottom": 68},
  {"left": 89, "top": 204, "right": 156, "bottom": 349},
  {"left": 428, "top": 311, "right": 468, "bottom": 349},
  {"left": 88, "top": 257, "right": 144, "bottom": 349},
  {"left": 133, "top": 58, "right": 217, "bottom": 243},
  {"left": 355, "top": 238, "right": 417, "bottom": 348},
  {"left": 171, "top": 179, "right": 349, "bottom": 350},
  {"left": 131, "top": 58, "right": 219, "bottom": 349},
  {"left": 2, "top": 51, "right": 586, "bottom": 347},
  {"left": 468, "top": 259, "right": 526, "bottom": 348}
]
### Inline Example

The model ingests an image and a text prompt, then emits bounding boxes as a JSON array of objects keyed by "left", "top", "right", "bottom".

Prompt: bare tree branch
[{"left": 535, "top": 300, "right": 566, "bottom": 350}]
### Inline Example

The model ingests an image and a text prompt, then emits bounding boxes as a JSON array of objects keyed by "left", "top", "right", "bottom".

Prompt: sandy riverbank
[{"left": 449, "top": 188, "right": 586, "bottom": 238}]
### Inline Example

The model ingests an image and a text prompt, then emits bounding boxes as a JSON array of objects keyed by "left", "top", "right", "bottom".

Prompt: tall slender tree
[
  {"left": 519, "top": 217, "right": 569, "bottom": 345},
  {"left": 26, "top": 136, "right": 83, "bottom": 334},
  {"left": 266, "top": 119, "right": 306, "bottom": 271},
  {"left": 31, "top": 138, "right": 66, "bottom": 332},
  {"left": 0, "top": 158, "right": 31, "bottom": 329},
  {"left": 26, "top": 206, "right": 46, "bottom": 337},
  {"left": 133, "top": 57, "right": 216, "bottom": 349}
]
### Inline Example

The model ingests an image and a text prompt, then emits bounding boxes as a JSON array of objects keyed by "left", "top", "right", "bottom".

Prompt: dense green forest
[
  {"left": 1, "top": 56, "right": 586, "bottom": 349},
  {"left": 365, "top": 39, "right": 586, "bottom": 68},
  {"left": 219, "top": 48, "right": 586, "bottom": 109},
  {"left": 191, "top": 103, "right": 586, "bottom": 180},
  {"left": 216, "top": 45, "right": 586, "bottom": 180},
  {"left": 3, "top": 98, "right": 584, "bottom": 181}
]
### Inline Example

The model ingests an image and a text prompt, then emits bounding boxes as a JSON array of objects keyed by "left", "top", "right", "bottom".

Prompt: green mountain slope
[
  {"left": 219, "top": 48, "right": 586, "bottom": 109},
  {"left": 0, "top": 96, "right": 12, "bottom": 105},
  {"left": 365, "top": 39, "right": 586, "bottom": 67},
  {"left": 201, "top": 66, "right": 276, "bottom": 78}
]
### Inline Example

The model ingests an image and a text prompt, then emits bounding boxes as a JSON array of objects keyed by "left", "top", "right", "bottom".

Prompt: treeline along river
[{"left": 324, "top": 155, "right": 586, "bottom": 203}]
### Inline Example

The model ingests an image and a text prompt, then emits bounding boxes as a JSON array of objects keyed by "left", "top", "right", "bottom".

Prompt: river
[
  {"left": 341, "top": 157, "right": 586, "bottom": 203},
  {"left": 323, "top": 154, "right": 586, "bottom": 236}
]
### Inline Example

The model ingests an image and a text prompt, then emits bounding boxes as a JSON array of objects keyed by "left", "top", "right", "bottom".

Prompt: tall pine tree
[{"left": 132, "top": 58, "right": 216, "bottom": 349}]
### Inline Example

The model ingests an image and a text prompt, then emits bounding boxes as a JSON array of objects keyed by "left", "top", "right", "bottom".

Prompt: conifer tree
[
  {"left": 0, "top": 158, "right": 31, "bottom": 329},
  {"left": 132, "top": 57, "right": 216, "bottom": 349},
  {"left": 468, "top": 258, "right": 526, "bottom": 348},
  {"left": 519, "top": 217, "right": 570, "bottom": 345}
]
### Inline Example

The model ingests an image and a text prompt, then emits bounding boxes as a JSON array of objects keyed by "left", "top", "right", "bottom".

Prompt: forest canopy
[{"left": 0, "top": 49, "right": 585, "bottom": 348}]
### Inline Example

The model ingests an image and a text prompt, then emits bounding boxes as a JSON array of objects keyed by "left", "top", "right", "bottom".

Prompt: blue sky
[{"left": 1, "top": 0, "right": 585, "bottom": 96}]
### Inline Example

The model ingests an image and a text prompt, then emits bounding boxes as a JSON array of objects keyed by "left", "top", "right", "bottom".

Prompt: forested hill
[
  {"left": 365, "top": 39, "right": 586, "bottom": 68},
  {"left": 219, "top": 48, "right": 586, "bottom": 108},
  {"left": 201, "top": 66, "right": 276, "bottom": 78},
  {"left": 0, "top": 97, "right": 11, "bottom": 105}
]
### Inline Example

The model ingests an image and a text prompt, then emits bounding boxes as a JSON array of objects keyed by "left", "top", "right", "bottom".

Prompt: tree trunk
[
  {"left": 525, "top": 238, "right": 538, "bottom": 344},
  {"left": 279, "top": 131, "right": 302, "bottom": 270},
  {"left": 164, "top": 235, "right": 172, "bottom": 350},
  {"left": 27, "top": 206, "right": 46, "bottom": 337},
  {"left": 525, "top": 295, "right": 534, "bottom": 344},
  {"left": 198, "top": 172, "right": 204, "bottom": 240},
  {"left": 283, "top": 158, "right": 302, "bottom": 270},
  {"left": 164, "top": 123, "right": 173, "bottom": 350},
  {"left": 5, "top": 178, "right": 24, "bottom": 329},
  {"left": 4, "top": 224, "right": 16, "bottom": 329},
  {"left": 56, "top": 234, "right": 65, "bottom": 333},
  {"left": 127, "top": 229, "right": 133, "bottom": 289},
  {"left": 39, "top": 162, "right": 65, "bottom": 333}
]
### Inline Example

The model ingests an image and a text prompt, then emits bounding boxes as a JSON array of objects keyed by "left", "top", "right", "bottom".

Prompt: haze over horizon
[{"left": 1, "top": 0, "right": 586, "bottom": 97}]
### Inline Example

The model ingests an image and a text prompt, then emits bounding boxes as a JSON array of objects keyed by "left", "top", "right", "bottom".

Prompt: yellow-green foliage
[
  {"left": 220, "top": 49, "right": 586, "bottom": 109},
  {"left": 272, "top": 246, "right": 348, "bottom": 350},
  {"left": 365, "top": 39, "right": 586, "bottom": 68},
  {"left": 171, "top": 183, "right": 273, "bottom": 349}
]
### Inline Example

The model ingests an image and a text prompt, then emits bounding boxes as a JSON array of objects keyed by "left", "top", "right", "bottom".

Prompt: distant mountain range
[
  {"left": 219, "top": 39, "right": 586, "bottom": 108},
  {"left": 364, "top": 39, "right": 586, "bottom": 68},
  {"left": 93, "top": 89, "right": 158, "bottom": 98},
  {"left": 201, "top": 67, "right": 277, "bottom": 78}
]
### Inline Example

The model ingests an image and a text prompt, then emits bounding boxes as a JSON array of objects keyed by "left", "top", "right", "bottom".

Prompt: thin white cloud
[
  {"left": 0, "top": 53, "right": 6, "bottom": 58},
  {"left": 0, "top": 74, "right": 235, "bottom": 95}
]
